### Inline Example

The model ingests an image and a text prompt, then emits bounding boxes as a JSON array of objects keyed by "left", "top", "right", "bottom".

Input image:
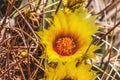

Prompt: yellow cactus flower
[
  {"left": 45, "top": 60, "right": 96, "bottom": 80},
  {"left": 37, "top": 8, "right": 98, "bottom": 62}
]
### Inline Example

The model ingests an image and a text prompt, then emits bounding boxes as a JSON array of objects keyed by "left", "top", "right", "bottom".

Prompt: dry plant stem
[
  {"left": 0, "top": 28, "right": 6, "bottom": 43},
  {"left": 27, "top": 51, "right": 31, "bottom": 80},
  {"left": 113, "top": 7, "right": 118, "bottom": 25},
  {"left": 13, "top": 5, "right": 38, "bottom": 41},
  {"left": 102, "top": 7, "right": 118, "bottom": 80},
  {"left": 3, "top": 25, "right": 28, "bottom": 48},
  {"left": 12, "top": 52, "right": 26, "bottom": 80},
  {"left": 0, "top": 52, "right": 6, "bottom": 57},
  {"left": 16, "top": 28, "right": 38, "bottom": 45},
  {"left": 94, "top": 34, "right": 120, "bottom": 78},
  {"left": 9, "top": 0, "right": 35, "bottom": 17},
  {"left": 55, "top": 0, "right": 62, "bottom": 14},
  {"left": 42, "top": 0, "right": 45, "bottom": 30},
  {"left": 79, "top": 41, "right": 93, "bottom": 65},
  {"left": 0, "top": 37, "right": 12, "bottom": 46},
  {"left": 109, "top": 63, "right": 120, "bottom": 78},
  {"left": 15, "top": 28, "right": 39, "bottom": 53},
  {"left": 0, "top": 25, "right": 11, "bottom": 45},
  {"left": 0, "top": 0, "right": 15, "bottom": 31},
  {"left": 40, "top": 10, "right": 56, "bottom": 15},
  {"left": 35, "top": 0, "right": 42, "bottom": 11},
  {"left": 32, "top": 1, "right": 48, "bottom": 12},
  {"left": 112, "top": 73, "right": 117, "bottom": 80},
  {"left": 100, "top": 38, "right": 114, "bottom": 67},
  {"left": 85, "top": 0, "right": 92, "bottom": 8},
  {"left": 97, "top": 0, "right": 119, "bottom": 15},
  {"left": 93, "top": 34, "right": 119, "bottom": 53},
  {"left": 28, "top": 0, "right": 34, "bottom": 10},
  {"left": 29, "top": 54, "right": 45, "bottom": 71},
  {"left": 16, "top": 20, "right": 28, "bottom": 47},
  {"left": 12, "top": 46, "right": 37, "bottom": 51},
  {"left": 93, "top": 65, "right": 116, "bottom": 80},
  {"left": 101, "top": 40, "right": 114, "bottom": 80},
  {"left": 94, "top": 21, "right": 120, "bottom": 45},
  {"left": 18, "top": 63, "right": 26, "bottom": 80},
  {"left": 0, "top": 58, "right": 23, "bottom": 77},
  {"left": 5, "top": 43, "right": 11, "bottom": 79},
  {"left": 106, "top": 0, "right": 120, "bottom": 13},
  {"left": 30, "top": 67, "right": 39, "bottom": 79},
  {"left": 45, "top": 1, "right": 59, "bottom": 9}
]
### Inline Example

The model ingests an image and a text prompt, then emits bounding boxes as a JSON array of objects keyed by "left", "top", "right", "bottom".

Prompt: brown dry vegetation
[{"left": 0, "top": 0, "right": 120, "bottom": 80}]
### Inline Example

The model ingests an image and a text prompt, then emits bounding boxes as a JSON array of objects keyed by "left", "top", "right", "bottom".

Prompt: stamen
[{"left": 53, "top": 37, "right": 77, "bottom": 56}]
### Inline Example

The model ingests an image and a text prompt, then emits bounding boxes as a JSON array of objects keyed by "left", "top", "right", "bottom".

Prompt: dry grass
[{"left": 0, "top": 0, "right": 120, "bottom": 80}]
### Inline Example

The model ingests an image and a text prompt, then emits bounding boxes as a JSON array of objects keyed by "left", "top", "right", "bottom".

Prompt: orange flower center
[{"left": 53, "top": 37, "right": 77, "bottom": 56}]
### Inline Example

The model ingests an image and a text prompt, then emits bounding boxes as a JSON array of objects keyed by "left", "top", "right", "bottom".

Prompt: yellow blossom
[
  {"left": 37, "top": 8, "right": 98, "bottom": 62},
  {"left": 45, "top": 60, "right": 97, "bottom": 80}
]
